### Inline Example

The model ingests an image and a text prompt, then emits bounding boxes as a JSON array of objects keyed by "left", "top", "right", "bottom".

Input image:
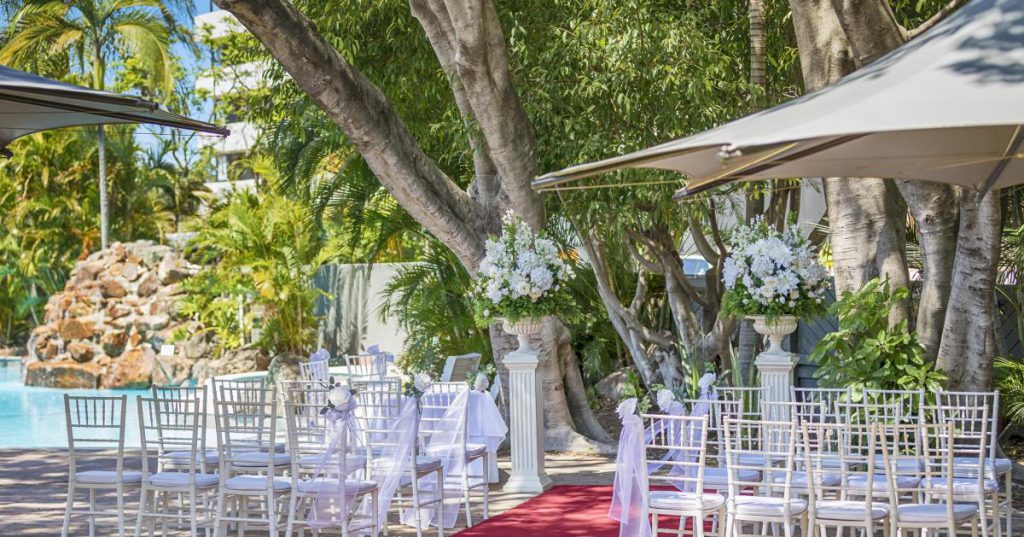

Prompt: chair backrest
[
  {"left": 802, "top": 421, "right": 877, "bottom": 517},
  {"left": 282, "top": 381, "right": 363, "bottom": 482},
  {"left": 856, "top": 389, "right": 924, "bottom": 425},
  {"left": 352, "top": 379, "right": 403, "bottom": 453},
  {"left": 641, "top": 413, "right": 710, "bottom": 494},
  {"left": 715, "top": 387, "right": 764, "bottom": 418},
  {"left": 441, "top": 353, "right": 482, "bottom": 382},
  {"left": 875, "top": 422, "right": 956, "bottom": 515},
  {"left": 792, "top": 387, "right": 850, "bottom": 423},
  {"left": 299, "top": 360, "right": 331, "bottom": 382},
  {"left": 212, "top": 381, "right": 281, "bottom": 473},
  {"left": 345, "top": 353, "right": 383, "bottom": 379},
  {"left": 682, "top": 397, "right": 742, "bottom": 467},
  {"left": 138, "top": 394, "right": 204, "bottom": 477},
  {"left": 419, "top": 382, "right": 470, "bottom": 451},
  {"left": 925, "top": 402, "right": 991, "bottom": 481},
  {"left": 64, "top": 394, "right": 129, "bottom": 477},
  {"left": 723, "top": 418, "right": 798, "bottom": 507},
  {"left": 935, "top": 389, "right": 999, "bottom": 460},
  {"left": 151, "top": 384, "right": 209, "bottom": 460}
]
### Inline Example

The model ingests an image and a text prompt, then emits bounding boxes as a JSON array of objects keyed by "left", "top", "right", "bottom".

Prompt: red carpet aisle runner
[{"left": 454, "top": 485, "right": 707, "bottom": 537}]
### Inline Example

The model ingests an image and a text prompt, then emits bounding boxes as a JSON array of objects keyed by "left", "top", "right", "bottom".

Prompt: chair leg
[
  {"left": 117, "top": 484, "right": 126, "bottom": 537},
  {"left": 135, "top": 485, "right": 148, "bottom": 537},
  {"left": 652, "top": 513, "right": 659, "bottom": 536},
  {"left": 62, "top": 481, "right": 75, "bottom": 537},
  {"left": 462, "top": 466, "right": 472, "bottom": 528},
  {"left": 212, "top": 490, "right": 227, "bottom": 537},
  {"left": 436, "top": 469, "right": 444, "bottom": 537},
  {"left": 88, "top": 488, "right": 96, "bottom": 537},
  {"left": 724, "top": 512, "right": 735, "bottom": 537},
  {"left": 285, "top": 491, "right": 297, "bottom": 537},
  {"left": 481, "top": 453, "right": 490, "bottom": 521},
  {"left": 268, "top": 492, "right": 278, "bottom": 537},
  {"left": 696, "top": 513, "right": 706, "bottom": 537},
  {"left": 189, "top": 489, "right": 199, "bottom": 537}
]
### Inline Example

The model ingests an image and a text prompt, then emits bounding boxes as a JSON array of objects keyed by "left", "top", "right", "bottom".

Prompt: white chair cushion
[
  {"left": 702, "top": 467, "right": 761, "bottom": 489},
  {"left": 232, "top": 452, "right": 291, "bottom": 467},
  {"left": 815, "top": 500, "right": 889, "bottom": 521},
  {"left": 148, "top": 472, "right": 219, "bottom": 488},
  {"left": 649, "top": 490, "right": 725, "bottom": 511},
  {"left": 732, "top": 496, "right": 808, "bottom": 517},
  {"left": 952, "top": 457, "right": 1012, "bottom": 477},
  {"left": 373, "top": 456, "right": 443, "bottom": 474},
  {"left": 770, "top": 471, "right": 841, "bottom": 491},
  {"left": 737, "top": 453, "right": 786, "bottom": 466},
  {"left": 921, "top": 477, "right": 999, "bottom": 495},
  {"left": 75, "top": 470, "right": 143, "bottom": 485},
  {"left": 819, "top": 452, "right": 846, "bottom": 469},
  {"left": 873, "top": 455, "right": 923, "bottom": 472},
  {"left": 897, "top": 503, "right": 978, "bottom": 523},
  {"left": 298, "top": 453, "right": 366, "bottom": 472},
  {"left": 165, "top": 450, "right": 219, "bottom": 466},
  {"left": 223, "top": 475, "right": 291, "bottom": 492},
  {"left": 847, "top": 474, "right": 920, "bottom": 493},
  {"left": 296, "top": 478, "right": 376, "bottom": 495}
]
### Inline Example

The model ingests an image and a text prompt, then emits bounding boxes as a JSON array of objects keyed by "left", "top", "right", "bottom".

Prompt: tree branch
[
  {"left": 908, "top": 0, "right": 967, "bottom": 38},
  {"left": 214, "top": 0, "right": 486, "bottom": 268}
]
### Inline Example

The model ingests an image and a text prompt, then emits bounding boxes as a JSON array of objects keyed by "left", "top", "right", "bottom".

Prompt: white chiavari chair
[
  {"left": 792, "top": 387, "right": 850, "bottom": 424},
  {"left": 860, "top": 388, "right": 925, "bottom": 425},
  {"left": 937, "top": 389, "right": 1012, "bottom": 537},
  {"left": 345, "top": 353, "right": 384, "bottom": 380},
  {"left": 211, "top": 377, "right": 286, "bottom": 454},
  {"left": 715, "top": 387, "right": 764, "bottom": 420},
  {"left": 924, "top": 402, "right": 1000, "bottom": 537},
  {"left": 878, "top": 421, "right": 980, "bottom": 537},
  {"left": 421, "top": 382, "right": 489, "bottom": 527},
  {"left": 802, "top": 421, "right": 888, "bottom": 537},
  {"left": 354, "top": 379, "right": 444, "bottom": 537},
  {"left": 135, "top": 394, "right": 218, "bottom": 537},
  {"left": 299, "top": 360, "right": 331, "bottom": 383},
  {"left": 722, "top": 418, "right": 806, "bottom": 537},
  {"left": 151, "top": 385, "right": 217, "bottom": 474},
  {"left": 681, "top": 397, "right": 753, "bottom": 492},
  {"left": 642, "top": 413, "right": 725, "bottom": 537},
  {"left": 281, "top": 381, "right": 378, "bottom": 537},
  {"left": 62, "top": 394, "right": 141, "bottom": 537},
  {"left": 212, "top": 382, "right": 291, "bottom": 536}
]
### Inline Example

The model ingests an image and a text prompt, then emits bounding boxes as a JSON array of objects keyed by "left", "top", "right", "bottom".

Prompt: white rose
[
  {"left": 473, "top": 373, "right": 490, "bottom": 392},
  {"left": 656, "top": 388, "right": 675, "bottom": 412},
  {"left": 698, "top": 372, "right": 717, "bottom": 390},
  {"left": 414, "top": 372, "right": 432, "bottom": 392},
  {"left": 328, "top": 385, "right": 352, "bottom": 407}
]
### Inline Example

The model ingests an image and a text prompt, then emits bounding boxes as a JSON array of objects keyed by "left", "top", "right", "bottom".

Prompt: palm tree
[{"left": 0, "top": 0, "right": 184, "bottom": 249}]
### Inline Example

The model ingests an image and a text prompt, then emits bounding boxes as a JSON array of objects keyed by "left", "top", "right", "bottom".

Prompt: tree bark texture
[
  {"left": 216, "top": 0, "right": 610, "bottom": 446},
  {"left": 936, "top": 190, "right": 1000, "bottom": 390}
]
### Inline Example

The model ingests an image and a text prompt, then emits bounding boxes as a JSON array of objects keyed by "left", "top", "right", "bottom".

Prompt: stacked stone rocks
[{"left": 24, "top": 241, "right": 200, "bottom": 389}]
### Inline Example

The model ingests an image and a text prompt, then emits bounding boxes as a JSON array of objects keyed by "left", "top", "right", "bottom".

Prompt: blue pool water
[{"left": 0, "top": 360, "right": 148, "bottom": 448}]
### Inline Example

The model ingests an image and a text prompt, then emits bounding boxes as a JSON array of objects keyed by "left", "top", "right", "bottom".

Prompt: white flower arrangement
[
  {"left": 616, "top": 397, "right": 638, "bottom": 420},
  {"left": 402, "top": 371, "right": 433, "bottom": 399},
  {"left": 721, "top": 217, "right": 829, "bottom": 320},
  {"left": 472, "top": 211, "right": 576, "bottom": 325},
  {"left": 656, "top": 388, "right": 676, "bottom": 412},
  {"left": 698, "top": 372, "right": 717, "bottom": 391}
]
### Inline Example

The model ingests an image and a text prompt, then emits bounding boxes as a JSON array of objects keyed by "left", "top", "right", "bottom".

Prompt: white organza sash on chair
[
  {"left": 610, "top": 398, "right": 651, "bottom": 537},
  {"left": 307, "top": 400, "right": 370, "bottom": 529}
]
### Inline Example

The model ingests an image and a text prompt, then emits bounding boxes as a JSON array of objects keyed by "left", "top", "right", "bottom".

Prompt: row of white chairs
[
  {"left": 60, "top": 376, "right": 490, "bottom": 537},
  {"left": 636, "top": 386, "right": 1013, "bottom": 537}
]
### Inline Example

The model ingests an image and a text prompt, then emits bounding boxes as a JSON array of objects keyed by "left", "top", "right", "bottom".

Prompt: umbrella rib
[
  {"left": 532, "top": 146, "right": 707, "bottom": 191},
  {"left": 978, "top": 125, "right": 1024, "bottom": 198},
  {"left": 673, "top": 134, "right": 865, "bottom": 200}
]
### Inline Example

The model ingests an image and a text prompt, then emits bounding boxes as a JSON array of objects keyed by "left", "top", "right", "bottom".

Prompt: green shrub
[
  {"left": 996, "top": 357, "right": 1024, "bottom": 425},
  {"left": 810, "top": 277, "right": 945, "bottom": 398}
]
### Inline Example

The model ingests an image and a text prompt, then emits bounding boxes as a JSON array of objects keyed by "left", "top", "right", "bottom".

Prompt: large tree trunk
[
  {"left": 827, "top": 0, "right": 960, "bottom": 361},
  {"left": 936, "top": 189, "right": 1000, "bottom": 390},
  {"left": 215, "top": 0, "right": 610, "bottom": 448}
]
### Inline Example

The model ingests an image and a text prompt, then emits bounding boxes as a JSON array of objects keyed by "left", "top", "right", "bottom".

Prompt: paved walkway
[{"left": 0, "top": 449, "right": 614, "bottom": 535}]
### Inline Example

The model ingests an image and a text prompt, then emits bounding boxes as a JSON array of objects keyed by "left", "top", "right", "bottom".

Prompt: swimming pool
[{"left": 0, "top": 359, "right": 148, "bottom": 448}]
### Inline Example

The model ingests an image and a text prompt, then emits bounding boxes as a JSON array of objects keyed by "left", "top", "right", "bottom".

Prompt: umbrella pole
[{"left": 98, "top": 125, "right": 109, "bottom": 250}]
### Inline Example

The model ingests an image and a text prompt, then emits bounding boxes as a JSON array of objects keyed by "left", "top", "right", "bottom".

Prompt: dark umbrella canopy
[
  {"left": 533, "top": 0, "right": 1024, "bottom": 199},
  {"left": 0, "top": 64, "right": 228, "bottom": 153}
]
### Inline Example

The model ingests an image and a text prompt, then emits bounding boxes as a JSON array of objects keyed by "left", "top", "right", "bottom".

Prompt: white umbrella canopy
[
  {"left": 533, "top": 0, "right": 1024, "bottom": 199},
  {"left": 0, "top": 64, "right": 228, "bottom": 155}
]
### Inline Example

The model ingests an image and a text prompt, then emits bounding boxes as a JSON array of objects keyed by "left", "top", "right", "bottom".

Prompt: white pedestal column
[
  {"left": 751, "top": 315, "right": 798, "bottom": 421},
  {"left": 502, "top": 346, "right": 552, "bottom": 494}
]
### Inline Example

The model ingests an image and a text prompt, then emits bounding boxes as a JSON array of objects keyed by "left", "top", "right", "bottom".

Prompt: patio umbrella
[
  {"left": 0, "top": 64, "right": 228, "bottom": 156},
  {"left": 532, "top": 0, "right": 1024, "bottom": 199}
]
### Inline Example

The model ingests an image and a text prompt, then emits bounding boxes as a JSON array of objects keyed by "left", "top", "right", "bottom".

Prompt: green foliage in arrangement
[
  {"left": 185, "top": 192, "right": 336, "bottom": 356},
  {"left": 811, "top": 278, "right": 946, "bottom": 397}
]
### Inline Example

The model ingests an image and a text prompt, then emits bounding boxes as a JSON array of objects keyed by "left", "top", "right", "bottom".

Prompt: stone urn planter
[
  {"left": 748, "top": 314, "right": 798, "bottom": 357},
  {"left": 502, "top": 317, "right": 544, "bottom": 354}
]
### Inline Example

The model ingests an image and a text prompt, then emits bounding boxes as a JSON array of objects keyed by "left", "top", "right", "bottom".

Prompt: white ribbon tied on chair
[
  {"left": 609, "top": 397, "right": 652, "bottom": 537},
  {"left": 307, "top": 397, "right": 368, "bottom": 529}
]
